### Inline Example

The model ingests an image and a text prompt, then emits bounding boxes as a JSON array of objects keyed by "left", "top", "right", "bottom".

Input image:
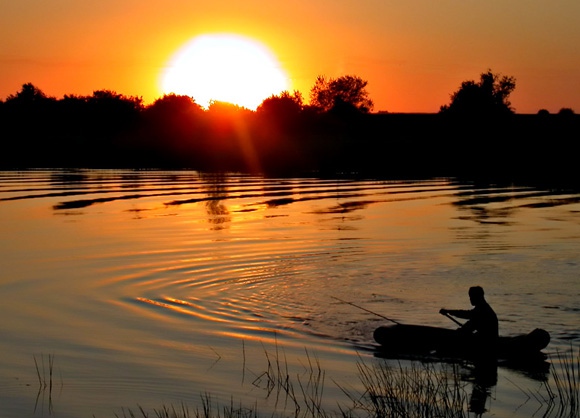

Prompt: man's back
[{"left": 469, "top": 301, "right": 498, "bottom": 340}]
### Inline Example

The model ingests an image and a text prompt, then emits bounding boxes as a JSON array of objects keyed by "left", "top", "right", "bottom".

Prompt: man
[
  {"left": 441, "top": 286, "right": 499, "bottom": 411},
  {"left": 440, "top": 286, "right": 498, "bottom": 343}
]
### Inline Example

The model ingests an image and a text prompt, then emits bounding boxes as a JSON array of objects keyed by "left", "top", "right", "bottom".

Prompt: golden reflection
[
  {"left": 218, "top": 330, "right": 296, "bottom": 345},
  {"left": 201, "top": 174, "right": 231, "bottom": 230},
  {"left": 136, "top": 297, "right": 230, "bottom": 323}
]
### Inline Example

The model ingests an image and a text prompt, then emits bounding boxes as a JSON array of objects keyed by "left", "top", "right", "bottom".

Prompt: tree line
[{"left": 0, "top": 70, "right": 578, "bottom": 184}]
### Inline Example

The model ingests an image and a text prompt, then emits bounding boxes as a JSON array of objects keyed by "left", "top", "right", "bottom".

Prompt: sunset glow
[
  {"left": 1, "top": 1, "right": 580, "bottom": 112},
  {"left": 161, "top": 34, "right": 289, "bottom": 110}
]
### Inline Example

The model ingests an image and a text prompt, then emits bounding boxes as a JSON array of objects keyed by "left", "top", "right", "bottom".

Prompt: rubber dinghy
[{"left": 374, "top": 324, "right": 550, "bottom": 360}]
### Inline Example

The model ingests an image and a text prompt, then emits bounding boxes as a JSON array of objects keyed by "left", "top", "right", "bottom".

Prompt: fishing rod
[{"left": 331, "top": 296, "right": 400, "bottom": 325}]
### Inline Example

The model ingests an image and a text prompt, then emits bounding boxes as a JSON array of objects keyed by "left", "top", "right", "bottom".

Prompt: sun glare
[{"left": 161, "top": 34, "right": 289, "bottom": 110}]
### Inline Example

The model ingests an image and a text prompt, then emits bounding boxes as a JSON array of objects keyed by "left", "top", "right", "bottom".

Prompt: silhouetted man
[{"left": 440, "top": 286, "right": 498, "bottom": 345}]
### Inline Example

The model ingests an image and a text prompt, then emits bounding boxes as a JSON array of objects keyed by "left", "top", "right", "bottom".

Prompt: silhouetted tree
[
  {"left": 257, "top": 90, "right": 303, "bottom": 117},
  {"left": 309, "top": 75, "right": 374, "bottom": 113},
  {"left": 146, "top": 93, "right": 202, "bottom": 116},
  {"left": 558, "top": 107, "right": 575, "bottom": 116},
  {"left": 201, "top": 100, "right": 255, "bottom": 170},
  {"left": 80, "top": 90, "right": 143, "bottom": 136},
  {"left": 88, "top": 90, "right": 143, "bottom": 114},
  {"left": 143, "top": 94, "right": 203, "bottom": 141},
  {"left": 253, "top": 90, "right": 308, "bottom": 173},
  {"left": 130, "top": 94, "right": 205, "bottom": 166},
  {"left": 3, "top": 83, "right": 58, "bottom": 130},
  {"left": 1, "top": 83, "right": 61, "bottom": 166},
  {"left": 537, "top": 109, "right": 550, "bottom": 116},
  {"left": 5, "top": 82, "right": 54, "bottom": 104},
  {"left": 440, "top": 69, "right": 516, "bottom": 115},
  {"left": 207, "top": 100, "right": 251, "bottom": 115}
]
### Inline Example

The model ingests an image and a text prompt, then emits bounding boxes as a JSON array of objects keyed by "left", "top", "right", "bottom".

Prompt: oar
[
  {"left": 331, "top": 296, "right": 400, "bottom": 325},
  {"left": 441, "top": 312, "right": 463, "bottom": 327}
]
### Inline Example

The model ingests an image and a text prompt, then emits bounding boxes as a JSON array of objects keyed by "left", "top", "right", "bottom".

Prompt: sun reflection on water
[{"left": 0, "top": 171, "right": 579, "bottom": 417}]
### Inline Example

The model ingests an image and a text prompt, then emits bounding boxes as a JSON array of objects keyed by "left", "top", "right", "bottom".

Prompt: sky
[{"left": 1, "top": 0, "right": 579, "bottom": 113}]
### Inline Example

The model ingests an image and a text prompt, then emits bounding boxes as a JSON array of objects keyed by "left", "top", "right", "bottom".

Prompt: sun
[{"left": 160, "top": 34, "right": 290, "bottom": 110}]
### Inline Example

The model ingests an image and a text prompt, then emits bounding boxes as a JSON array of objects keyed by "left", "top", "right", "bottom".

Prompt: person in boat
[{"left": 439, "top": 286, "right": 498, "bottom": 351}]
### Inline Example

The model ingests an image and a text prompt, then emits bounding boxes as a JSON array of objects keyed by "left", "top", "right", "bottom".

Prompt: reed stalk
[
  {"left": 33, "top": 353, "right": 58, "bottom": 414},
  {"left": 542, "top": 347, "right": 580, "bottom": 418},
  {"left": 340, "top": 359, "right": 469, "bottom": 418},
  {"left": 51, "top": 343, "right": 579, "bottom": 418}
]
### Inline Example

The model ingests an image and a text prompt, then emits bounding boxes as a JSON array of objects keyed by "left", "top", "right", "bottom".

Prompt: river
[{"left": 0, "top": 170, "right": 578, "bottom": 417}]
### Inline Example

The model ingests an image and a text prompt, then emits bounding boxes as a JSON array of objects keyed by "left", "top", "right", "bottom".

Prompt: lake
[{"left": 0, "top": 169, "right": 578, "bottom": 417}]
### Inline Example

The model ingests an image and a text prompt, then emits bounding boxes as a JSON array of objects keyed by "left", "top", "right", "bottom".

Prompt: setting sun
[{"left": 160, "top": 34, "right": 289, "bottom": 110}]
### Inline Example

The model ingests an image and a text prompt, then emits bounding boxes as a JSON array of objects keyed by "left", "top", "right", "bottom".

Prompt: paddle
[
  {"left": 331, "top": 296, "right": 400, "bottom": 325},
  {"left": 440, "top": 311, "right": 464, "bottom": 327}
]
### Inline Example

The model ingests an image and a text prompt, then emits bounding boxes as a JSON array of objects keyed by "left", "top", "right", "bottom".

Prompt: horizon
[
  {"left": 1, "top": 1, "right": 579, "bottom": 113},
  {"left": 1, "top": 81, "right": 578, "bottom": 115}
]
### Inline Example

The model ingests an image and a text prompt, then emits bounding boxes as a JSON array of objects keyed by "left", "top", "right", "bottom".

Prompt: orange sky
[{"left": 1, "top": 0, "right": 579, "bottom": 113}]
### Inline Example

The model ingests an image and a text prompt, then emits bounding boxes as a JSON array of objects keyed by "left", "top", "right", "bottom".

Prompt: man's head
[{"left": 468, "top": 286, "right": 485, "bottom": 306}]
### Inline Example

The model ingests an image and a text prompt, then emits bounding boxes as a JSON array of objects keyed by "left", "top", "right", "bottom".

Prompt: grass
[
  {"left": 250, "top": 346, "right": 326, "bottom": 418},
  {"left": 116, "top": 347, "right": 471, "bottom": 418},
  {"left": 33, "top": 353, "right": 62, "bottom": 415},
  {"left": 342, "top": 359, "right": 469, "bottom": 418},
  {"left": 33, "top": 353, "right": 54, "bottom": 390},
  {"left": 32, "top": 345, "right": 579, "bottom": 418},
  {"left": 542, "top": 347, "right": 580, "bottom": 418}
]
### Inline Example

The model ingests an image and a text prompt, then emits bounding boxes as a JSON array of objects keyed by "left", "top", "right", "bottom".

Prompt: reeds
[
  {"left": 341, "top": 359, "right": 469, "bottom": 418},
  {"left": 115, "top": 396, "right": 259, "bottom": 418},
  {"left": 33, "top": 353, "right": 55, "bottom": 390},
  {"left": 119, "top": 347, "right": 471, "bottom": 418},
  {"left": 250, "top": 345, "right": 326, "bottom": 418},
  {"left": 542, "top": 347, "right": 580, "bottom": 418},
  {"left": 33, "top": 353, "right": 60, "bottom": 414},
  {"left": 55, "top": 343, "right": 580, "bottom": 418},
  {"left": 116, "top": 402, "right": 191, "bottom": 418}
]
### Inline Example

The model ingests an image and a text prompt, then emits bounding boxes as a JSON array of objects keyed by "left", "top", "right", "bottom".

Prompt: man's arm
[{"left": 440, "top": 309, "right": 473, "bottom": 320}]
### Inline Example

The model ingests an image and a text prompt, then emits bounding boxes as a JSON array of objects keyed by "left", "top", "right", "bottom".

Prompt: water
[{"left": 0, "top": 170, "right": 578, "bottom": 417}]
